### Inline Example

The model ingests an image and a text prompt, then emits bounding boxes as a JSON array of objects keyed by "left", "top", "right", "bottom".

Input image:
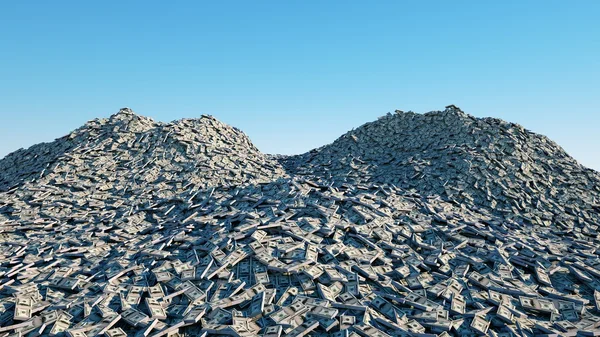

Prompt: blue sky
[{"left": 1, "top": 1, "right": 599, "bottom": 170}]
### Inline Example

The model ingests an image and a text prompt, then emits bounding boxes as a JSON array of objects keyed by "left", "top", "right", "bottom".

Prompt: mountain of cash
[{"left": 0, "top": 106, "right": 599, "bottom": 337}]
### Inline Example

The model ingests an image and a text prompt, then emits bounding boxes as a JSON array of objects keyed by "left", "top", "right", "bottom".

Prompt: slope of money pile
[
  {"left": 0, "top": 108, "right": 287, "bottom": 193},
  {"left": 284, "top": 106, "right": 600, "bottom": 229},
  {"left": 1, "top": 107, "right": 600, "bottom": 337}
]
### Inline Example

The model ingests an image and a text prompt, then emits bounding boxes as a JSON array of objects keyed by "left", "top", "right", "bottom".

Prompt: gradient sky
[{"left": 1, "top": 1, "right": 599, "bottom": 170}]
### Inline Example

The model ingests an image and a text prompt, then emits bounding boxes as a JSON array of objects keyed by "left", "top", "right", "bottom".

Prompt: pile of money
[{"left": 0, "top": 107, "right": 599, "bottom": 336}]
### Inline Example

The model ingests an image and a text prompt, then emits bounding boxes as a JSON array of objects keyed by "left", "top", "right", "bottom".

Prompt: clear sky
[{"left": 1, "top": 1, "right": 599, "bottom": 170}]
